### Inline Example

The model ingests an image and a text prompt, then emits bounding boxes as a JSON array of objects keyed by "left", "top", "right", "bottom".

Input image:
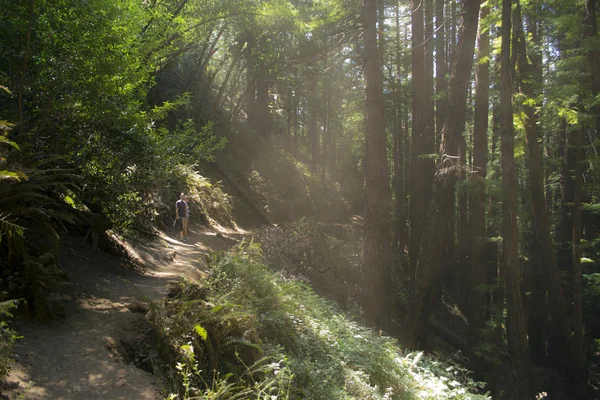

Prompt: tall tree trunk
[
  {"left": 584, "top": 0, "right": 600, "bottom": 134},
  {"left": 293, "top": 71, "right": 299, "bottom": 158},
  {"left": 467, "top": 5, "right": 489, "bottom": 348},
  {"left": 435, "top": 0, "right": 446, "bottom": 148},
  {"left": 409, "top": 0, "right": 428, "bottom": 277},
  {"left": 424, "top": 0, "right": 435, "bottom": 159},
  {"left": 245, "top": 34, "right": 257, "bottom": 131},
  {"left": 394, "top": 1, "right": 406, "bottom": 251},
  {"left": 18, "top": 0, "right": 35, "bottom": 137},
  {"left": 362, "top": 0, "right": 392, "bottom": 329},
  {"left": 322, "top": 93, "right": 328, "bottom": 181},
  {"left": 286, "top": 86, "right": 293, "bottom": 153},
  {"left": 256, "top": 67, "right": 270, "bottom": 135},
  {"left": 329, "top": 99, "right": 337, "bottom": 176},
  {"left": 403, "top": 0, "right": 480, "bottom": 349},
  {"left": 210, "top": 47, "right": 243, "bottom": 117},
  {"left": 457, "top": 135, "right": 469, "bottom": 309},
  {"left": 322, "top": 52, "right": 329, "bottom": 181},
  {"left": 500, "top": 0, "right": 533, "bottom": 397},
  {"left": 515, "top": 5, "right": 571, "bottom": 372},
  {"left": 572, "top": 122, "right": 586, "bottom": 399},
  {"left": 309, "top": 72, "right": 319, "bottom": 173}
]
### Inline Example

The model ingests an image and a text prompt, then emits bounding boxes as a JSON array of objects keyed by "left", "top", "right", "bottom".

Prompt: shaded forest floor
[{"left": 3, "top": 224, "right": 245, "bottom": 400}]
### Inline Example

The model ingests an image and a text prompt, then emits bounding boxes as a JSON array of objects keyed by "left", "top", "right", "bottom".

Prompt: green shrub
[
  {"left": 143, "top": 243, "right": 487, "bottom": 399},
  {"left": 256, "top": 219, "right": 363, "bottom": 312}
]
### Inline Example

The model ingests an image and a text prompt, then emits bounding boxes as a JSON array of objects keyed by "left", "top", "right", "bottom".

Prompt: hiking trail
[{"left": 4, "top": 225, "right": 245, "bottom": 400}]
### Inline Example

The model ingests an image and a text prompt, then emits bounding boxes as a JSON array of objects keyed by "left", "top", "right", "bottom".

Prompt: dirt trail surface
[{"left": 4, "top": 226, "right": 245, "bottom": 400}]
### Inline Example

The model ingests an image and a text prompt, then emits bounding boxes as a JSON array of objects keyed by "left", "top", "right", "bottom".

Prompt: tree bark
[
  {"left": 515, "top": 5, "right": 571, "bottom": 373},
  {"left": 309, "top": 72, "right": 319, "bottom": 174},
  {"left": 245, "top": 34, "right": 257, "bottom": 131},
  {"left": 394, "top": 1, "right": 406, "bottom": 252},
  {"left": 403, "top": 0, "right": 480, "bottom": 349},
  {"left": 500, "top": 0, "right": 533, "bottom": 397},
  {"left": 409, "top": 0, "right": 429, "bottom": 277},
  {"left": 467, "top": 5, "right": 489, "bottom": 349},
  {"left": 362, "top": 0, "right": 392, "bottom": 329},
  {"left": 18, "top": 0, "right": 35, "bottom": 137},
  {"left": 424, "top": 0, "right": 435, "bottom": 161},
  {"left": 256, "top": 67, "right": 270, "bottom": 135},
  {"left": 584, "top": 0, "right": 600, "bottom": 134},
  {"left": 435, "top": 0, "right": 446, "bottom": 148},
  {"left": 572, "top": 123, "right": 586, "bottom": 399}
]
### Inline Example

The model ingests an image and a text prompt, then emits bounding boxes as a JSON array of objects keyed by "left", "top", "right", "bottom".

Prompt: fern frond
[
  {"left": 0, "top": 170, "right": 28, "bottom": 181},
  {"left": 0, "top": 214, "right": 25, "bottom": 241},
  {"left": 0, "top": 136, "right": 19, "bottom": 151}
]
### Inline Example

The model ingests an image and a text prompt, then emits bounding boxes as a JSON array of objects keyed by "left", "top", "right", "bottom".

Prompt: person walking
[{"left": 175, "top": 193, "right": 188, "bottom": 241}]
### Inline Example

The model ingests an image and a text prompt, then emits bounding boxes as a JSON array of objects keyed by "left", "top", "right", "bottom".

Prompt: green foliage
[
  {"left": 0, "top": 299, "right": 21, "bottom": 382},
  {"left": 257, "top": 219, "right": 362, "bottom": 311},
  {"left": 143, "top": 244, "right": 486, "bottom": 399}
]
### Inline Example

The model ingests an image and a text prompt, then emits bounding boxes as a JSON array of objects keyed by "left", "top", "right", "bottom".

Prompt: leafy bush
[{"left": 142, "top": 243, "right": 487, "bottom": 399}]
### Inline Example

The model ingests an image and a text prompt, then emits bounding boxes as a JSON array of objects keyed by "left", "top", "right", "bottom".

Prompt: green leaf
[
  {"left": 194, "top": 324, "right": 208, "bottom": 341},
  {"left": 0, "top": 170, "right": 28, "bottom": 181}
]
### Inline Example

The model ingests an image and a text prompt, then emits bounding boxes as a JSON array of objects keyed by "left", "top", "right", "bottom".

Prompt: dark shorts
[{"left": 173, "top": 218, "right": 182, "bottom": 231}]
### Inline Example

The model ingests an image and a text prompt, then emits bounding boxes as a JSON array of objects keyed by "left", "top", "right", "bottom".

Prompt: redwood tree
[
  {"left": 499, "top": 0, "right": 533, "bottom": 397},
  {"left": 362, "top": 0, "right": 392, "bottom": 329},
  {"left": 467, "top": 4, "right": 490, "bottom": 348},
  {"left": 403, "top": 0, "right": 480, "bottom": 349}
]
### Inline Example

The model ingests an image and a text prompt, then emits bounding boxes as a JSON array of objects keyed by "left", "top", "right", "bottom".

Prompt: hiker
[
  {"left": 184, "top": 195, "right": 191, "bottom": 238},
  {"left": 175, "top": 192, "right": 189, "bottom": 241}
]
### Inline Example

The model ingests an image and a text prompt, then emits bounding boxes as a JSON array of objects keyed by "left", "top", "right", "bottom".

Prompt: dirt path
[{"left": 4, "top": 226, "right": 245, "bottom": 400}]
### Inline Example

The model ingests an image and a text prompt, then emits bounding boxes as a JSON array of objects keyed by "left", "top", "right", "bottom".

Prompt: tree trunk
[
  {"left": 403, "top": 0, "right": 480, "bottom": 349},
  {"left": 409, "top": 0, "right": 429, "bottom": 277},
  {"left": 435, "top": 0, "right": 446, "bottom": 148},
  {"left": 584, "top": 0, "right": 600, "bottom": 134},
  {"left": 309, "top": 73, "right": 319, "bottom": 174},
  {"left": 424, "top": 0, "right": 435, "bottom": 161},
  {"left": 467, "top": 5, "right": 489, "bottom": 349},
  {"left": 515, "top": 5, "right": 571, "bottom": 373},
  {"left": 500, "top": 0, "right": 533, "bottom": 397},
  {"left": 256, "top": 67, "right": 270, "bottom": 135},
  {"left": 394, "top": 1, "right": 406, "bottom": 252},
  {"left": 457, "top": 134, "right": 469, "bottom": 310},
  {"left": 293, "top": 71, "right": 299, "bottom": 158},
  {"left": 362, "top": 0, "right": 392, "bottom": 330},
  {"left": 210, "top": 46, "right": 243, "bottom": 117},
  {"left": 18, "top": 0, "right": 35, "bottom": 137},
  {"left": 322, "top": 57, "right": 329, "bottom": 181},
  {"left": 245, "top": 34, "right": 257, "bottom": 131},
  {"left": 572, "top": 122, "right": 586, "bottom": 399}
]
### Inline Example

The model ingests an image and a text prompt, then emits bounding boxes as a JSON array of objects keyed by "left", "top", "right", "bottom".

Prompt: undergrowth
[
  {"left": 140, "top": 242, "right": 488, "bottom": 399},
  {"left": 156, "top": 165, "right": 235, "bottom": 231},
  {"left": 0, "top": 299, "right": 20, "bottom": 383},
  {"left": 256, "top": 218, "right": 363, "bottom": 312}
]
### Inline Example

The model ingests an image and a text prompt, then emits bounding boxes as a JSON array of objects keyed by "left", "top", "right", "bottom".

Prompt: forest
[{"left": 1, "top": 0, "right": 599, "bottom": 399}]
